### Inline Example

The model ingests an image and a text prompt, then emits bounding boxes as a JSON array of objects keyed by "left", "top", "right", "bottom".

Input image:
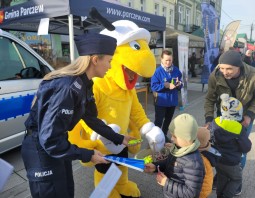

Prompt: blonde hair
[
  {"left": 31, "top": 55, "right": 104, "bottom": 107},
  {"left": 30, "top": 56, "right": 90, "bottom": 108},
  {"left": 43, "top": 56, "right": 91, "bottom": 80}
]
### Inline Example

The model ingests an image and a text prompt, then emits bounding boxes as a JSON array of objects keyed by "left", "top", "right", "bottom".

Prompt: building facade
[
  {"left": 0, "top": 0, "right": 223, "bottom": 66},
  {"left": 110, "top": 0, "right": 221, "bottom": 33}
]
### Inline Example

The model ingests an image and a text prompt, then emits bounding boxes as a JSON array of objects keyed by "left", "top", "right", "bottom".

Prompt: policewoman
[{"left": 21, "top": 33, "right": 133, "bottom": 198}]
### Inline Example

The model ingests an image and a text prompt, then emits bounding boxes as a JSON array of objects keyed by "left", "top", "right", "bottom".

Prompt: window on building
[
  {"left": 155, "top": 3, "right": 159, "bottom": 15},
  {"left": 178, "top": 5, "right": 183, "bottom": 24},
  {"left": 128, "top": 0, "right": 133, "bottom": 8},
  {"left": 162, "top": 6, "right": 167, "bottom": 17},
  {"left": 210, "top": 0, "right": 216, "bottom": 7},
  {"left": 140, "top": 0, "right": 145, "bottom": 11},
  {"left": 169, "top": 9, "right": 174, "bottom": 26},
  {"left": 196, "top": 13, "right": 201, "bottom": 26},
  {"left": 186, "top": 8, "right": 191, "bottom": 25}
]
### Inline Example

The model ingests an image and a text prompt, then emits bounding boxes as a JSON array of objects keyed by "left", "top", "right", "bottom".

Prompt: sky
[{"left": 220, "top": 0, "right": 255, "bottom": 40}]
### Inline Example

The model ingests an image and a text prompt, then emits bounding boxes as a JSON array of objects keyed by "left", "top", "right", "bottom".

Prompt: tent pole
[
  {"left": 68, "top": 14, "right": 75, "bottom": 62},
  {"left": 163, "top": 31, "right": 166, "bottom": 49}
]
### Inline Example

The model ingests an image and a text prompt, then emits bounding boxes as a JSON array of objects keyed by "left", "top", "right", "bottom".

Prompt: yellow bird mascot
[{"left": 69, "top": 20, "right": 165, "bottom": 198}]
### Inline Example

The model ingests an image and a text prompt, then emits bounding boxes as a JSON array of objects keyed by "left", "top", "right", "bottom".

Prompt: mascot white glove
[
  {"left": 140, "top": 122, "right": 165, "bottom": 152},
  {"left": 91, "top": 124, "right": 125, "bottom": 154}
]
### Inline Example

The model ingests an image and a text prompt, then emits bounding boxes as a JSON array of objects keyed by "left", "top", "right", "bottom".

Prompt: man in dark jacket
[
  {"left": 204, "top": 50, "right": 255, "bottom": 195},
  {"left": 189, "top": 52, "right": 197, "bottom": 77},
  {"left": 243, "top": 49, "right": 252, "bottom": 65}
]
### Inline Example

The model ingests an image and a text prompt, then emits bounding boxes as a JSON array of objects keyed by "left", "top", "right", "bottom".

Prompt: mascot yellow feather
[{"left": 69, "top": 20, "right": 165, "bottom": 198}]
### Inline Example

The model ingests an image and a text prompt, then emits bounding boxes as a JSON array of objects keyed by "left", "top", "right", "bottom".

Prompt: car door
[{"left": 0, "top": 31, "right": 53, "bottom": 154}]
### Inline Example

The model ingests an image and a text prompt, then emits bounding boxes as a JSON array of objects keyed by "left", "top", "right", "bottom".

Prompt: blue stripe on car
[{"left": 0, "top": 94, "right": 34, "bottom": 121}]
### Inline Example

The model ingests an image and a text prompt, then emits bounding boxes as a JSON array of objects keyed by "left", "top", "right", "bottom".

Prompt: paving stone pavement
[{"left": 1, "top": 82, "right": 254, "bottom": 198}]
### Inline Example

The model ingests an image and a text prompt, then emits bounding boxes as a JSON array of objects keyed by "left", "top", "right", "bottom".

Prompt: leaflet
[
  {"left": 104, "top": 156, "right": 145, "bottom": 172},
  {"left": 90, "top": 163, "right": 121, "bottom": 198}
]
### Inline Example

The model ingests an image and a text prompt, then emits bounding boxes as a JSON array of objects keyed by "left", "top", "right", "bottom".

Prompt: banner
[
  {"left": 220, "top": 20, "right": 241, "bottom": 52},
  {"left": 177, "top": 35, "right": 189, "bottom": 110},
  {"left": 247, "top": 43, "right": 255, "bottom": 51},
  {"left": 201, "top": 3, "right": 220, "bottom": 83},
  {"left": 104, "top": 156, "right": 145, "bottom": 172}
]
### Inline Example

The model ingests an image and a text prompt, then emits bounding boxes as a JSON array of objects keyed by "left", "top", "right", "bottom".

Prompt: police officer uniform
[{"left": 21, "top": 33, "right": 122, "bottom": 198}]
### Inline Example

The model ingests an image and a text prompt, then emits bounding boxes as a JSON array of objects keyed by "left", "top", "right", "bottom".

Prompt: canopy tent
[
  {"left": 164, "top": 28, "right": 204, "bottom": 67},
  {"left": 0, "top": 0, "right": 166, "bottom": 61},
  {"left": 165, "top": 28, "right": 205, "bottom": 48}
]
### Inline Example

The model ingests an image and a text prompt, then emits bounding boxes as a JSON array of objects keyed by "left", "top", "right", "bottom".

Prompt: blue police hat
[{"left": 74, "top": 33, "right": 117, "bottom": 56}]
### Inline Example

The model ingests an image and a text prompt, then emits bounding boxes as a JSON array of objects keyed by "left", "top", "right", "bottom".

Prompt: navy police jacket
[{"left": 25, "top": 74, "right": 123, "bottom": 163}]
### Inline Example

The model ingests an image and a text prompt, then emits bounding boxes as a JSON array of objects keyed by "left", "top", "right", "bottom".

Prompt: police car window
[
  {"left": 15, "top": 44, "right": 41, "bottom": 72},
  {"left": 0, "top": 36, "right": 23, "bottom": 80}
]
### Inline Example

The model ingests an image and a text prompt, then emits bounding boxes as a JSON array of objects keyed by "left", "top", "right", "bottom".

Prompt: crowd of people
[
  {"left": 18, "top": 28, "right": 254, "bottom": 198},
  {"left": 188, "top": 48, "right": 255, "bottom": 77},
  {"left": 147, "top": 49, "right": 254, "bottom": 198}
]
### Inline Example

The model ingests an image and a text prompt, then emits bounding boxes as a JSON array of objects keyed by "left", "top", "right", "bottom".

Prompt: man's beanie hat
[
  {"left": 220, "top": 93, "right": 243, "bottom": 121},
  {"left": 169, "top": 113, "right": 198, "bottom": 142},
  {"left": 219, "top": 50, "right": 243, "bottom": 67},
  {"left": 197, "top": 127, "right": 211, "bottom": 151},
  {"left": 74, "top": 33, "right": 117, "bottom": 56}
]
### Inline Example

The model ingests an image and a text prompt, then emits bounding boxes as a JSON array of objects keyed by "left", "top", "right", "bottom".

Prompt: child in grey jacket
[{"left": 144, "top": 114, "right": 204, "bottom": 198}]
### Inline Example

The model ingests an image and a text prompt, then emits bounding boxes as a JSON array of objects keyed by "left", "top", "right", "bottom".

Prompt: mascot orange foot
[{"left": 69, "top": 20, "right": 165, "bottom": 198}]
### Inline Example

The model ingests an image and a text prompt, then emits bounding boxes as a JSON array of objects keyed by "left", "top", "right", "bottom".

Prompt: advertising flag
[
  {"left": 177, "top": 35, "right": 189, "bottom": 109},
  {"left": 220, "top": 20, "right": 241, "bottom": 52},
  {"left": 201, "top": 3, "right": 220, "bottom": 83}
]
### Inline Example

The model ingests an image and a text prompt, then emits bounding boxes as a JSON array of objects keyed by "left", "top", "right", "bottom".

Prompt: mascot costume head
[
  {"left": 69, "top": 20, "right": 165, "bottom": 198},
  {"left": 101, "top": 20, "right": 155, "bottom": 90}
]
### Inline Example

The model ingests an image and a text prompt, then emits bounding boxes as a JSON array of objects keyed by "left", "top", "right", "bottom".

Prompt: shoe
[{"left": 235, "top": 185, "right": 242, "bottom": 196}]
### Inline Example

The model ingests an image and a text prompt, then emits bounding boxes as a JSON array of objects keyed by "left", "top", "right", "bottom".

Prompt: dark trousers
[
  {"left": 190, "top": 63, "right": 196, "bottom": 77},
  {"left": 21, "top": 135, "right": 74, "bottom": 198},
  {"left": 154, "top": 105, "right": 176, "bottom": 137},
  {"left": 216, "top": 163, "right": 242, "bottom": 198}
]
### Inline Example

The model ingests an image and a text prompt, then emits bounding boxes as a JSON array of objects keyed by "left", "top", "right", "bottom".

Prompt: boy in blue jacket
[
  {"left": 210, "top": 94, "right": 252, "bottom": 198},
  {"left": 144, "top": 114, "right": 204, "bottom": 198}
]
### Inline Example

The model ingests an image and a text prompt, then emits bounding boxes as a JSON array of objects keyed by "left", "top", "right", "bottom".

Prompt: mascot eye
[{"left": 129, "top": 41, "right": 141, "bottom": 50}]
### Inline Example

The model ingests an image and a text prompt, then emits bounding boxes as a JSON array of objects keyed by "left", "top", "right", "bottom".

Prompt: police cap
[{"left": 74, "top": 33, "right": 117, "bottom": 56}]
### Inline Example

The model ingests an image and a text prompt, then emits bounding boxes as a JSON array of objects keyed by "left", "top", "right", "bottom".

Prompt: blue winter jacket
[
  {"left": 154, "top": 150, "right": 205, "bottom": 198},
  {"left": 211, "top": 117, "right": 252, "bottom": 166},
  {"left": 151, "top": 65, "right": 182, "bottom": 107}
]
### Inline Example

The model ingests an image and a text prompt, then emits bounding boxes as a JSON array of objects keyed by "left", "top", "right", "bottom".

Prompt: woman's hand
[
  {"left": 169, "top": 83, "right": 176, "bottom": 90},
  {"left": 90, "top": 150, "right": 109, "bottom": 165},
  {"left": 122, "top": 135, "right": 141, "bottom": 147}
]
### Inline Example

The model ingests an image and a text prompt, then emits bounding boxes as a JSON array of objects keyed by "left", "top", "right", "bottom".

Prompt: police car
[{"left": 0, "top": 29, "right": 54, "bottom": 154}]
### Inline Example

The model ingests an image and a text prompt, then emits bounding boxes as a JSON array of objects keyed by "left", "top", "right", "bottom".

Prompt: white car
[{"left": 0, "top": 29, "right": 54, "bottom": 154}]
